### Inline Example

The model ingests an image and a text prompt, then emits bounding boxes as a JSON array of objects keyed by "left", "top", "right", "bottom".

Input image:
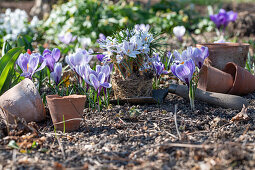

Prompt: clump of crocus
[
  {"left": 171, "top": 46, "right": 209, "bottom": 110},
  {"left": 97, "top": 24, "right": 165, "bottom": 80},
  {"left": 58, "top": 32, "right": 77, "bottom": 44},
  {"left": 17, "top": 52, "right": 46, "bottom": 79},
  {"left": 50, "top": 62, "right": 62, "bottom": 85},
  {"left": 75, "top": 63, "right": 112, "bottom": 110},
  {"left": 173, "top": 26, "right": 186, "bottom": 42},
  {"left": 210, "top": 9, "right": 237, "bottom": 37}
]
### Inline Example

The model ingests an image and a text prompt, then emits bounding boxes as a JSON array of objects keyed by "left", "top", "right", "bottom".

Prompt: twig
[
  {"left": 118, "top": 117, "right": 127, "bottom": 124},
  {"left": 53, "top": 118, "right": 84, "bottom": 125},
  {"left": 174, "top": 104, "right": 181, "bottom": 140},
  {"left": 65, "top": 152, "right": 84, "bottom": 163},
  {"left": 56, "top": 136, "right": 66, "bottom": 160},
  {"left": 164, "top": 131, "right": 178, "bottom": 139}
]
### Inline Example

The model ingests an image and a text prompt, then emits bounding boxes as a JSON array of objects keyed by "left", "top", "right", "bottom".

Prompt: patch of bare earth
[{"left": 0, "top": 91, "right": 255, "bottom": 169}]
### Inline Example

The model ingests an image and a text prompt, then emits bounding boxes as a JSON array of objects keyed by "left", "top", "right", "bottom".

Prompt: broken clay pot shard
[
  {"left": 0, "top": 78, "right": 46, "bottom": 124},
  {"left": 168, "top": 84, "right": 248, "bottom": 110},
  {"left": 198, "top": 65, "right": 233, "bottom": 93},
  {"left": 196, "top": 43, "right": 250, "bottom": 71},
  {"left": 46, "top": 95, "right": 86, "bottom": 132},
  {"left": 223, "top": 62, "right": 255, "bottom": 95}
]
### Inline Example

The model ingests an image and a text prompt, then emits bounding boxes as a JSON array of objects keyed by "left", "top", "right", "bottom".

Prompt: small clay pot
[
  {"left": 198, "top": 65, "right": 234, "bottom": 93},
  {"left": 0, "top": 78, "right": 46, "bottom": 124},
  {"left": 46, "top": 95, "right": 86, "bottom": 132},
  {"left": 196, "top": 43, "right": 250, "bottom": 70},
  {"left": 223, "top": 62, "right": 255, "bottom": 95}
]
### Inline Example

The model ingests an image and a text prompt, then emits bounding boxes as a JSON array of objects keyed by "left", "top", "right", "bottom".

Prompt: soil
[{"left": 0, "top": 89, "right": 255, "bottom": 169}]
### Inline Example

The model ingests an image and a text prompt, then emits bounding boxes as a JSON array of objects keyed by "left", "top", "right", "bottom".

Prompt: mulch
[{"left": 0, "top": 91, "right": 255, "bottom": 169}]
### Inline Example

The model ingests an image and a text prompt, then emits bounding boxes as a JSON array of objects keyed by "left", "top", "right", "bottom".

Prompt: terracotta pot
[
  {"left": 46, "top": 95, "right": 86, "bottom": 132},
  {"left": 198, "top": 65, "right": 234, "bottom": 93},
  {"left": 196, "top": 43, "right": 250, "bottom": 70},
  {"left": 223, "top": 62, "right": 255, "bottom": 95},
  {"left": 0, "top": 78, "right": 46, "bottom": 124}
]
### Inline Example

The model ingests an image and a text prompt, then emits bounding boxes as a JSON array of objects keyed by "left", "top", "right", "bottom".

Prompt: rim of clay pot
[
  {"left": 223, "top": 62, "right": 237, "bottom": 80},
  {"left": 196, "top": 43, "right": 250, "bottom": 48},
  {"left": 46, "top": 94, "right": 86, "bottom": 100},
  {"left": 223, "top": 62, "right": 255, "bottom": 95}
]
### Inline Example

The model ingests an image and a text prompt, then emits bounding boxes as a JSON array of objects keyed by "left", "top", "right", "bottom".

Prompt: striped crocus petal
[{"left": 175, "top": 59, "right": 195, "bottom": 86}]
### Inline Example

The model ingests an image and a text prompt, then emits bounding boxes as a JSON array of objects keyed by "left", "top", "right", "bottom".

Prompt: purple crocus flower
[
  {"left": 96, "top": 64, "right": 113, "bottom": 83},
  {"left": 50, "top": 62, "right": 62, "bottom": 85},
  {"left": 43, "top": 48, "right": 61, "bottom": 72},
  {"left": 65, "top": 48, "right": 93, "bottom": 72},
  {"left": 153, "top": 61, "right": 168, "bottom": 76},
  {"left": 167, "top": 51, "right": 174, "bottom": 64},
  {"left": 17, "top": 52, "right": 46, "bottom": 79},
  {"left": 173, "top": 46, "right": 208, "bottom": 69},
  {"left": 76, "top": 64, "right": 94, "bottom": 85},
  {"left": 171, "top": 59, "right": 195, "bottom": 87},
  {"left": 97, "top": 54, "right": 105, "bottom": 62},
  {"left": 191, "top": 46, "right": 209, "bottom": 69},
  {"left": 210, "top": 9, "right": 237, "bottom": 31},
  {"left": 58, "top": 32, "right": 77, "bottom": 44},
  {"left": 89, "top": 71, "right": 112, "bottom": 92}
]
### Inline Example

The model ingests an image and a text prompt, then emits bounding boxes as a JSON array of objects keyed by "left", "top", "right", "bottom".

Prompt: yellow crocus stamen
[
  {"left": 27, "top": 63, "right": 29, "bottom": 70},
  {"left": 180, "top": 61, "right": 184, "bottom": 64}
]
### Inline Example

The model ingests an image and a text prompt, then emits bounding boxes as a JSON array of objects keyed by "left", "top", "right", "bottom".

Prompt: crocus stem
[
  {"left": 189, "top": 80, "right": 195, "bottom": 111},
  {"left": 39, "top": 70, "right": 42, "bottom": 93}
]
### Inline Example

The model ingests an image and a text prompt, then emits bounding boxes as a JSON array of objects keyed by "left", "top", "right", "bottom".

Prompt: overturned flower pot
[
  {"left": 196, "top": 43, "right": 250, "bottom": 70},
  {"left": 198, "top": 65, "right": 234, "bottom": 93},
  {"left": 223, "top": 62, "right": 255, "bottom": 95},
  {"left": 46, "top": 95, "right": 86, "bottom": 132},
  {"left": 0, "top": 78, "right": 46, "bottom": 124}
]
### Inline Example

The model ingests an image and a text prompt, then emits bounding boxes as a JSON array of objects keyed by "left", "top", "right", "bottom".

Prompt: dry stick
[
  {"left": 174, "top": 104, "right": 182, "bottom": 140},
  {"left": 118, "top": 117, "right": 127, "bottom": 124},
  {"left": 53, "top": 118, "right": 84, "bottom": 125},
  {"left": 56, "top": 136, "right": 66, "bottom": 160},
  {"left": 164, "top": 130, "right": 178, "bottom": 139},
  {"left": 65, "top": 152, "right": 84, "bottom": 163}
]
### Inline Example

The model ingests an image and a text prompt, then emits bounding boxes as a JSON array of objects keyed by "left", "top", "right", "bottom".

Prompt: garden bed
[
  {"left": 0, "top": 0, "right": 255, "bottom": 169},
  {"left": 0, "top": 91, "right": 254, "bottom": 169}
]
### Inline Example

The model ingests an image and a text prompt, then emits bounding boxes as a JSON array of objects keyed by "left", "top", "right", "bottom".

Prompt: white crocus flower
[{"left": 173, "top": 26, "right": 186, "bottom": 41}]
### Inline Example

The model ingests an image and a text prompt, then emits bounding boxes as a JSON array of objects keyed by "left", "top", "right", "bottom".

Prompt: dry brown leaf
[{"left": 231, "top": 105, "right": 250, "bottom": 122}]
